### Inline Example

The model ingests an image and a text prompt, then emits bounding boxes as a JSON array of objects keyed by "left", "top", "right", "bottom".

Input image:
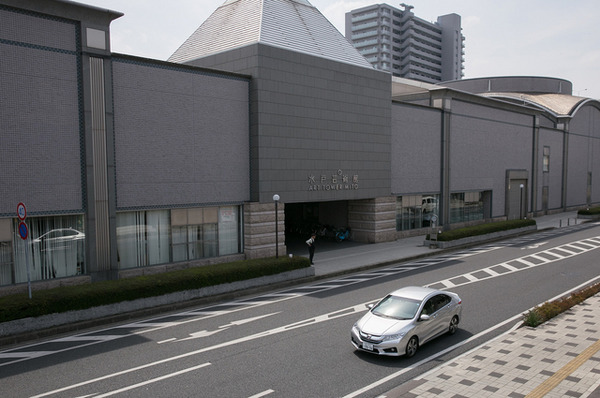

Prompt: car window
[
  {"left": 422, "top": 298, "right": 435, "bottom": 315},
  {"left": 431, "top": 294, "right": 451, "bottom": 312},
  {"left": 372, "top": 295, "right": 421, "bottom": 320}
]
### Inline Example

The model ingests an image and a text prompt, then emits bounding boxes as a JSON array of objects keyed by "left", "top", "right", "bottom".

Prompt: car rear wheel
[
  {"left": 448, "top": 316, "right": 459, "bottom": 335},
  {"left": 405, "top": 336, "right": 419, "bottom": 358}
]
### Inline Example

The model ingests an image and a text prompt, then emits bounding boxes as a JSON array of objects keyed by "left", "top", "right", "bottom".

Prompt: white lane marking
[
  {"left": 427, "top": 236, "right": 600, "bottom": 290},
  {"left": 90, "top": 362, "right": 211, "bottom": 398},
  {"left": 498, "top": 262, "right": 519, "bottom": 272},
  {"left": 53, "top": 335, "right": 123, "bottom": 342},
  {"left": 220, "top": 312, "right": 280, "bottom": 328},
  {"left": 0, "top": 351, "right": 53, "bottom": 359},
  {"left": 157, "top": 338, "right": 176, "bottom": 344},
  {"left": 30, "top": 305, "right": 367, "bottom": 397},
  {"left": 248, "top": 389, "right": 275, "bottom": 398},
  {"left": 31, "top": 361, "right": 211, "bottom": 398}
]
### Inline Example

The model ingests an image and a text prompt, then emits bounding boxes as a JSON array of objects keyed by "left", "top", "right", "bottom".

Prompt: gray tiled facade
[
  {"left": 1, "top": 0, "right": 599, "bottom": 288},
  {"left": 111, "top": 57, "right": 251, "bottom": 209},
  {"left": 186, "top": 44, "right": 392, "bottom": 204}
]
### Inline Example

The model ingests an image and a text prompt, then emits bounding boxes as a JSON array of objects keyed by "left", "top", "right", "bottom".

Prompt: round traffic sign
[
  {"left": 17, "top": 202, "right": 27, "bottom": 220},
  {"left": 18, "top": 222, "right": 28, "bottom": 240}
]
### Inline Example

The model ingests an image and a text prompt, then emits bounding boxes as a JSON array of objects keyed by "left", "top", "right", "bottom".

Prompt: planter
[{"left": 424, "top": 225, "right": 536, "bottom": 249}]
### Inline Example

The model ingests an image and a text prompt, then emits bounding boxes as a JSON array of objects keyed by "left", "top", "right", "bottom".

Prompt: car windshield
[{"left": 371, "top": 295, "right": 421, "bottom": 320}]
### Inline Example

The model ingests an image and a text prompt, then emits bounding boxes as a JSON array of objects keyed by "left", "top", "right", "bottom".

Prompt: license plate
[{"left": 363, "top": 342, "right": 373, "bottom": 351}]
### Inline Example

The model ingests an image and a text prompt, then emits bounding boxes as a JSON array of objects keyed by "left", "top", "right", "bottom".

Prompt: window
[
  {"left": 450, "top": 192, "right": 483, "bottom": 223},
  {"left": 543, "top": 146, "right": 550, "bottom": 172},
  {"left": 0, "top": 241, "right": 13, "bottom": 286},
  {"left": 7, "top": 215, "right": 85, "bottom": 285},
  {"left": 117, "top": 206, "right": 241, "bottom": 269},
  {"left": 117, "top": 210, "right": 170, "bottom": 269},
  {"left": 396, "top": 192, "right": 484, "bottom": 230},
  {"left": 396, "top": 194, "right": 439, "bottom": 231}
]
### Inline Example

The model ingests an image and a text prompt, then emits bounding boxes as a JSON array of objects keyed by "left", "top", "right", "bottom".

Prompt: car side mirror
[
  {"left": 366, "top": 303, "right": 374, "bottom": 309},
  {"left": 420, "top": 314, "right": 431, "bottom": 322}
]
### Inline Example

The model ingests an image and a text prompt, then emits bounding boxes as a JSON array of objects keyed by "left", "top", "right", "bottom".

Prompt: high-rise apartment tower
[{"left": 345, "top": 3, "right": 464, "bottom": 83}]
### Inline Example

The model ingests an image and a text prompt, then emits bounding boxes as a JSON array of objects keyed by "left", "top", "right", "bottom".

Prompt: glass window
[
  {"left": 218, "top": 207, "right": 240, "bottom": 255},
  {"left": 396, "top": 192, "right": 483, "bottom": 230},
  {"left": 118, "top": 206, "right": 241, "bottom": 269},
  {"left": 0, "top": 241, "right": 13, "bottom": 286},
  {"left": 450, "top": 192, "right": 484, "bottom": 223},
  {"left": 396, "top": 194, "right": 439, "bottom": 231},
  {"left": 543, "top": 146, "right": 550, "bottom": 172},
  {"left": 116, "top": 210, "right": 170, "bottom": 269},
  {"left": 10, "top": 215, "right": 85, "bottom": 284},
  {"left": 372, "top": 295, "right": 420, "bottom": 320}
]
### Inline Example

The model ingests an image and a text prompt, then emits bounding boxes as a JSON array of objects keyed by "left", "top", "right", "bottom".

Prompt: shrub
[
  {"left": 434, "top": 219, "right": 535, "bottom": 242},
  {"left": 578, "top": 206, "right": 600, "bottom": 216},
  {"left": 523, "top": 309, "right": 543, "bottom": 327},
  {"left": 0, "top": 256, "right": 310, "bottom": 323},
  {"left": 522, "top": 283, "right": 600, "bottom": 327}
]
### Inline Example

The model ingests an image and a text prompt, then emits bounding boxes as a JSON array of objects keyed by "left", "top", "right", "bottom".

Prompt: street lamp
[
  {"left": 273, "top": 194, "right": 280, "bottom": 258},
  {"left": 519, "top": 184, "right": 524, "bottom": 219}
]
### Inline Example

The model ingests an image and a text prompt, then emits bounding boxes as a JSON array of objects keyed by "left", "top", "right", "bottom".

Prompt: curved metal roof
[
  {"left": 168, "top": 0, "right": 373, "bottom": 69},
  {"left": 479, "top": 92, "right": 589, "bottom": 117}
]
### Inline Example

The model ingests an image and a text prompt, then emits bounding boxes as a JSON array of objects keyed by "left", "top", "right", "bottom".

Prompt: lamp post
[
  {"left": 519, "top": 184, "right": 524, "bottom": 219},
  {"left": 273, "top": 194, "right": 280, "bottom": 258}
]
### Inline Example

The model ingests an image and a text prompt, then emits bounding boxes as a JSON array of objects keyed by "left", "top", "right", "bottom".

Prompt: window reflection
[
  {"left": 396, "top": 192, "right": 484, "bottom": 231},
  {"left": 396, "top": 194, "right": 439, "bottom": 231},
  {"left": 4, "top": 216, "right": 86, "bottom": 286}
]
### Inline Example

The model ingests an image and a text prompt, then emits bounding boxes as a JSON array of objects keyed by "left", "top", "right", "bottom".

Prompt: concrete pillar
[
  {"left": 348, "top": 197, "right": 397, "bottom": 243},
  {"left": 243, "top": 202, "right": 286, "bottom": 259}
]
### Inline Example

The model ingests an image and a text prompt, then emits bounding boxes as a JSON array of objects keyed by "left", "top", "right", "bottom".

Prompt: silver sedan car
[{"left": 351, "top": 286, "right": 462, "bottom": 357}]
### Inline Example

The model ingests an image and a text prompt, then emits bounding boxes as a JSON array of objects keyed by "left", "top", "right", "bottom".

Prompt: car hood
[{"left": 357, "top": 312, "right": 413, "bottom": 335}]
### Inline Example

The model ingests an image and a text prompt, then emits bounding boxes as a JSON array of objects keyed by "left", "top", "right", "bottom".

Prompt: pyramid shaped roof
[{"left": 168, "top": 0, "right": 373, "bottom": 69}]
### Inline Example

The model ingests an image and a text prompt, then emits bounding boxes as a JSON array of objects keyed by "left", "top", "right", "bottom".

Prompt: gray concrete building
[
  {"left": 345, "top": 3, "right": 464, "bottom": 82},
  {"left": 0, "top": 0, "right": 599, "bottom": 294}
]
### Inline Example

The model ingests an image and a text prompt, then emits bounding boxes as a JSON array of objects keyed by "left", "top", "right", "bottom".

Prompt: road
[{"left": 1, "top": 223, "right": 599, "bottom": 398}]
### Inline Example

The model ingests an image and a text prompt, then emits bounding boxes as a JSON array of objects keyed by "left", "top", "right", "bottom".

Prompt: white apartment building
[{"left": 345, "top": 3, "right": 465, "bottom": 83}]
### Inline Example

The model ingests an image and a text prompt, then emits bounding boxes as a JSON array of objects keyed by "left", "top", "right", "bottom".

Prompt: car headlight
[{"left": 382, "top": 331, "right": 407, "bottom": 341}]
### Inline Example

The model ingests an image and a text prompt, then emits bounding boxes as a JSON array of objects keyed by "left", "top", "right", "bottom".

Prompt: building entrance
[{"left": 285, "top": 201, "right": 349, "bottom": 242}]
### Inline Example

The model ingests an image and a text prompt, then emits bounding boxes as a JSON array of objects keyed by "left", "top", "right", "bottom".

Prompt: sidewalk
[
  {"left": 290, "top": 211, "right": 584, "bottom": 277},
  {"left": 386, "top": 294, "right": 600, "bottom": 398}
]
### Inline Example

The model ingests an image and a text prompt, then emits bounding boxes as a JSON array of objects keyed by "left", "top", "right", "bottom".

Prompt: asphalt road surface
[{"left": 1, "top": 223, "right": 599, "bottom": 398}]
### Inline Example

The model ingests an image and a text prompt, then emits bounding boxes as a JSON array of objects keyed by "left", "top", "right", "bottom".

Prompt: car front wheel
[
  {"left": 405, "top": 336, "right": 419, "bottom": 358},
  {"left": 448, "top": 316, "right": 459, "bottom": 335}
]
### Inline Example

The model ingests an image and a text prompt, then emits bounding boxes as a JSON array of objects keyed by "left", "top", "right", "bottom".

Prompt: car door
[
  {"left": 428, "top": 294, "right": 452, "bottom": 340},
  {"left": 417, "top": 296, "right": 440, "bottom": 343}
]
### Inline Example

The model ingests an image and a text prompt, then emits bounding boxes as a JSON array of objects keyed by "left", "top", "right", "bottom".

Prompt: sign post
[{"left": 17, "top": 203, "right": 32, "bottom": 299}]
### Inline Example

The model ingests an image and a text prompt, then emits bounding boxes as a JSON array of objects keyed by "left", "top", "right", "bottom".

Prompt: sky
[{"left": 79, "top": 0, "right": 600, "bottom": 99}]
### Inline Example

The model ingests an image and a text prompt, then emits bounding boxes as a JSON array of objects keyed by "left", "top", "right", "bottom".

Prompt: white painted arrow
[
  {"left": 175, "top": 312, "right": 280, "bottom": 342},
  {"left": 522, "top": 241, "right": 548, "bottom": 250}
]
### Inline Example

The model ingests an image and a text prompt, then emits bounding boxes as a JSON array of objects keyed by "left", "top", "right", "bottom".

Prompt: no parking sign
[
  {"left": 18, "top": 221, "right": 28, "bottom": 240},
  {"left": 17, "top": 203, "right": 28, "bottom": 240}
]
